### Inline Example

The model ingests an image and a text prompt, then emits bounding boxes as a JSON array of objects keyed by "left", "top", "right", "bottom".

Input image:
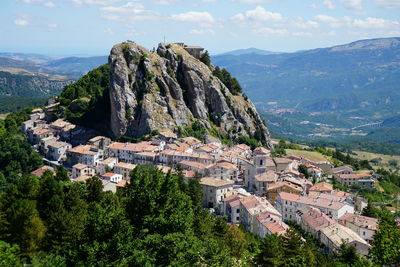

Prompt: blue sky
[{"left": 1, "top": 0, "right": 399, "bottom": 56}]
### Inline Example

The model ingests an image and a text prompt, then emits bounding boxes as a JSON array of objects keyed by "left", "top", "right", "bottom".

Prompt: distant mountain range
[
  {"left": 213, "top": 37, "right": 400, "bottom": 145},
  {"left": 0, "top": 53, "right": 107, "bottom": 100},
  {"left": 217, "top": 48, "right": 279, "bottom": 56}
]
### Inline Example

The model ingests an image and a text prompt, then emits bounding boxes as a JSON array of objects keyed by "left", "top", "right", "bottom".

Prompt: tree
[
  {"left": 361, "top": 201, "right": 379, "bottom": 218},
  {"left": 223, "top": 225, "right": 249, "bottom": 258},
  {"left": 255, "top": 234, "right": 285, "bottom": 266},
  {"left": 0, "top": 241, "right": 22, "bottom": 267},
  {"left": 298, "top": 165, "right": 310, "bottom": 179},
  {"left": 200, "top": 50, "right": 211, "bottom": 67},
  {"left": 370, "top": 209, "right": 400, "bottom": 265}
]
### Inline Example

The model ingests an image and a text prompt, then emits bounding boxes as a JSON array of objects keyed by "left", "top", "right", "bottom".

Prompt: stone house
[
  {"left": 113, "top": 162, "right": 137, "bottom": 180},
  {"left": 199, "top": 177, "right": 234, "bottom": 208},
  {"left": 66, "top": 145, "right": 103, "bottom": 167},
  {"left": 338, "top": 213, "right": 378, "bottom": 244},
  {"left": 47, "top": 141, "right": 72, "bottom": 162},
  {"left": 72, "top": 163, "right": 96, "bottom": 179}
]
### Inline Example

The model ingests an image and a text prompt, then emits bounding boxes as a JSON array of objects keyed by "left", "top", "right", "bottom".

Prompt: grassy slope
[
  {"left": 0, "top": 113, "right": 8, "bottom": 120},
  {"left": 352, "top": 150, "right": 400, "bottom": 171},
  {"left": 285, "top": 149, "right": 331, "bottom": 162}
]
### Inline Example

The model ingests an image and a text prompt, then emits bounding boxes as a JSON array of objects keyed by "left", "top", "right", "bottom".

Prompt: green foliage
[
  {"left": 212, "top": 66, "right": 242, "bottom": 95},
  {"left": 0, "top": 97, "right": 47, "bottom": 113},
  {"left": 298, "top": 164, "right": 311, "bottom": 179},
  {"left": 178, "top": 120, "right": 207, "bottom": 141},
  {"left": 59, "top": 64, "right": 110, "bottom": 129},
  {"left": 237, "top": 135, "right": 260, "bottom": 150},
  {"left": 370, "top": 209, "right": 400, "bottom": 265},
  {"left": 0, "top": 71, "right": 68, "bottom": 98},
  {"left": 0, "top": 241, "right": 22, "bottom": 266},
  {"left": 200, "top": 50, "right": 211, "bottom": 67},
  {"left": 0, "top": 108, "right": 42, "bottom": 178},
  {"left": 361, "top": 201, "right": 380, "bottom": 218}
]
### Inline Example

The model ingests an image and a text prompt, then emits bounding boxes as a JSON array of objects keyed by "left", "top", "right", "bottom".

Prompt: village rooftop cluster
[{"left": 23, "top": 105, "right": 380, "bottom": 256}]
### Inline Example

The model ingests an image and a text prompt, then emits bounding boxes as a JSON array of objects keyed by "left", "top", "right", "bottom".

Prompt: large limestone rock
[{"left": 108, "top": 41, "right": 273, "bottom": 149}]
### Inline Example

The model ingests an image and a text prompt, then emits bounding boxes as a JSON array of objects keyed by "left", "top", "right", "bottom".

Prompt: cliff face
[{"left": 108, "top": 41, "right": 272, "bottom": 149}]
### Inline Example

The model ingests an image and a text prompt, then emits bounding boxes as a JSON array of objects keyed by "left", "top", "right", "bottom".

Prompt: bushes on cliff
[
  {"left": 212, "top": 67, "right": 242, "bottom": 95},
  {"left": 58, "top": 64, "right": 110, "bottom": 128}
]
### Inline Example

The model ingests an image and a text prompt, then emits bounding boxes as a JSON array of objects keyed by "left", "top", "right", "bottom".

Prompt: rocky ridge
[{"left": 108, "top": 41, "right": 272, "bottom": 149}]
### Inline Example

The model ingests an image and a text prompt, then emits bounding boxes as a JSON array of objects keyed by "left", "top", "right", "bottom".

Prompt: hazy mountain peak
[
  {"left": 219, "top": 47, "right": 279, "bottom": 56},
  {"left": 330, "top": 37, "right": 400, "bottom": 52}
]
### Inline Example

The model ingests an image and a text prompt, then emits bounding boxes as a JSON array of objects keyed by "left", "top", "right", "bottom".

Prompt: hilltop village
[{"left": 23, "top": 102, "right": 381, "bottom": 257}]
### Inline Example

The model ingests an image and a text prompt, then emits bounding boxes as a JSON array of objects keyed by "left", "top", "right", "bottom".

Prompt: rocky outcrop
[{"left": 108, "top": 41, "right": 272, "bottom": 149}]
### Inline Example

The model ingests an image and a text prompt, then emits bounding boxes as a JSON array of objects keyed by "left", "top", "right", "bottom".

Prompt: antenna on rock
[{"left": 163, "top": 36, "right": 166, "bottom": 44}]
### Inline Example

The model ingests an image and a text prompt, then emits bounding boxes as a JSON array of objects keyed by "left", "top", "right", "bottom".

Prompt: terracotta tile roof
[
  {"left": 320, "top": 224, "right": 369, "bottom": 248},
  {"left": 297, "top": 206, "right": 336, "bottom": 231},
  {"left": 338, "top": 173, "right": 372, "bottom": 179},
  {"left": 49, "top": 141, "right": 71, "bottom": 149},
  {"left": 267, "top": 181, "right": 302, "bottom": 191},
  {"left": 114, "top": 162, "right": 136, "bottom": 170},
  {"left": 102, "top": 172, "right": 118, "bottom": 178},
  {"left": 116, "top": 180, "right": 130, "bottom": 187},
  {"left": 107, "top": 141, "right": 157, "bottom": 152},
  {"left": 213, "top": 161, "right": 238, "bottom": 170},
  {"left": 180, "top": 136, "right": 202, "bottom": 145},
  {"left": 332, "top": 166, "right": 353, "bottom": 173},
  {"left": 35, "top": 129, "right": 50, "bottom": 135},
  {"left": 283, "top": 192, "right": 347, "bottom": 211},
  {"left": 278, "top": 192, "right": 301, "bottom": 202},
  {"left": 73, "top": 163, "right": 88, "bottom": 170},
  {"left": 309, "top": 182, "right": 333, "bottom": 192},
  {"left": 274, "top": 158, "right": 293, "bottom": 164},
  {"left": 179, "top": 160, "right": 208, "bottom": 170},
  {"left": 255, "top": 170, "right": 278, "bottom": 182},
  {"left": 285, "top": 155, "right": 302, "bottom": 161},
  {"left": 200, "top": 177, "right": 234, "bottom": 187},
  {"left": 184, "top": 170, "right": 196, "bottom": 178},
  {"left": 254, "top": 147, "right": 270, "bottom": 154},
  {"left": 339, "top": 213, "right": 378, "bottom": 231},
  {"left": 30, "top": 166, "right": 54, "bottom": 176},
  {"left": 67, "top": 145, "right": 98, "bottom": 155},
  {"left": 100, "top": 157, "right": 117, "bottom": 165}
]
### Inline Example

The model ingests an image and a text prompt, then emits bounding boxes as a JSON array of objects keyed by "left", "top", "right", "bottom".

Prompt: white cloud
[
  {"left": 43, "top": 1, "right": 56, "bottom": 7},
  {"left": 322, "top": 0, "right": 335, "bottom": 9},
  {"left": 150, "top": 0, "right": 180, "bottom": 5},
  {"left": 352, "top": 17, "right": 398, "bottom": 29},
  {"left": 15, "top": 0, "right": 56, "bottom": 7},
  {"left": 232, "top": 6, "right": 284, "bottom": 23},
  {"left": 100, "top": 2, "right": 158, "bottom": 21},
  {"left": 342, "top": 0, "right": 363, "bottom": 9},
  {"left": 373, "top": 0, "right": 400, "bottom": 8},
  {"left": 14, "top": 19, "right": 29, "bottom": 26},
  {"left": 71, "top": 0, "right": 120, "bottom": 5},
  {"left": 48, "top": 23, "right": 58, "bottom": 31},
  {"left": 233, "top": 0, "right": 280, "bottom": 3},
  {"left": 170, "top": 11, "right": 215, "bottom": 23},
  {"left": 234, "top": 0, "right": 265, "bottom": 3},
  {"left": 253, "top": 27, "right": 287, "bottom": 36},
  {"left": 202, "top": 0, "right": 217, "bottom": 2},
  {"left": 292, "top": 31, "right": 312, "bottom": 37},
  {"left": 15, "top": 0, "right": 41, "bottom": 3},
  {"left": 315, "top": 14, "right": 339, "bottom": 23},
  {"left": 190, "top": 28, "right": 215, "bottom": 35},
  {"left": 309, "top": 3, "right": 318, "bottom": 9},
  {"left": 292, "top": 18, "right": 319, "bottom": 29},
  {"left": 104, "top": 27, "right": 114, "bottom": 35}
]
